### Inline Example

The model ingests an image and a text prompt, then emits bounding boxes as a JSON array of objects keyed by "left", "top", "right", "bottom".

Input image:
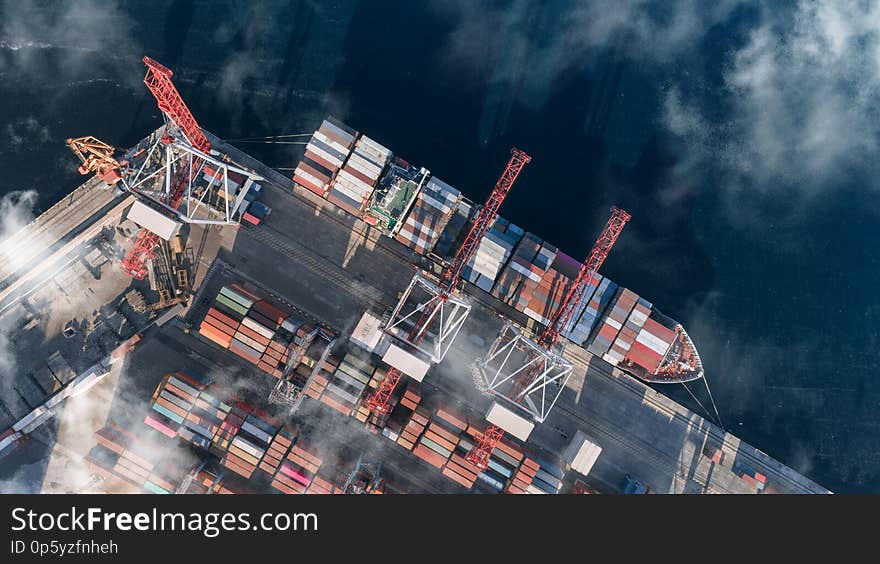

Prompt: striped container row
[
  {"left": 293, "top": 118, "right": 357, "bottom": 197},
  {"left": 395, "top": 176, "right": 461, "bottom": 255},
  {"left": 319, "top": 350, "right": 372, "bottom": 416},
  {"left": 602, "top": 293, "right": 652, "bottom": 365}
]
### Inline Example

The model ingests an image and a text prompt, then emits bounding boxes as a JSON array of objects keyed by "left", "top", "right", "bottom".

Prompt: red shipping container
[
  {"left": 624, "top": 341, "right": 664, "bottom": 372},
  {"left": 206, "top": 307, "right": 240, "bottom": 331}
]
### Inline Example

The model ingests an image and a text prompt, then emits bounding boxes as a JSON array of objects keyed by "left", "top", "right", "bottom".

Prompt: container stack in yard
[
  {"left": 293, "top": 118, "right": 356, "bottom": 198},
  {"left": 221, "top": 408, "right": 285, "bottom": 479},
  {"left": 527, "top": 457, "right": 566, "bottom": 494},
  {"left": 395, "top": 176, "right": 461, "bottom": 255},
  {"left": 380, "top": 382, "right": 421, "bottom": 443},
  {"left": 395, "top": 404, "right": 430, "bottom": 451},
  {"left": 460, "top": 216, "right": 524, "bottom": 293},
  {"left": 413, "top": 409, "right": 462, "bottom": 471},
  {"left": 272, "top": 442, "right": 324, "bottom": 494},
  {"left": 462, "top": 422, "right": 527, "bottom": 493},
  {"left": 504, "top": 458, "right": 539, "bottom": 494},
  {"left": 320, "top": 350, "right": 372, "bottom": 416},
  {"left": 197, "top": 283, "right": 319, "bottom": 379},
  {"left": 304, "top": 353, "right": 339, "bottom": 400},
  {"left": 144, "top": 371, "right": 225, "bottom": 445},
  {"left": 563, "top": 431, "right": 602, "bottom": 477},
  {"left": 306, "top": 474, "right": 343, "bottom": 494},
  {"left": 87, "top": 424, "right": 187, "bottom": 493},
  {"left": 332, "top": 133, "right": 392, "bottom": 218}
]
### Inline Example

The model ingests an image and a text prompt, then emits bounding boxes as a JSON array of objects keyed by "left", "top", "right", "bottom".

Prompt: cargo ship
[{"left": 293, "top": 117, "right": 704, "bottom": 384}]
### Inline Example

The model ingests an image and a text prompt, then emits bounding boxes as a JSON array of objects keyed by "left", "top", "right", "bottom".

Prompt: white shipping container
[
  {"left": 356, "top": 135, "right": 391, "bottom": 158},
  {"left": 232, "top": 436, "right": 265, "bottom": 459},
  {"left": 338, "top": 169, "right": 376, "bottom": 194},
  {"left": 477, "top": 237, "right": 507, "bottom": 258},
  {"left": 294, "top": 167, "right": 327, "bottom": 189},
  {"left": 602, "top": 350, "right": 624, "bottom": 364},
  {"left": 353, "top": 144, "right": 388, "bottom": 168},
  {"left": 306, "top": 143, "right": 343, "bottom": 169},
  {"left": 234, "top": 332, "right": 268, "bottom": 353},
  {"left": 332, "top": 179, "right": 369, "bottom": 204},
  {"left": 606, "top": 317, "right": 623, "bottom": 331},
  {"left": 319, "top": 120, "right": 355, "bottom": 145},
  {"left": 242, "top": 317, "right": 274, "bottom": 339},
  {"left": 564, "top": 431, "right": 602, "bottom": 476},
  {"left": 635, "top": 329, "right": 672, "bottom": 356},
  {"left": 511, "top": 261, "right": 543, "bottom": 282},
  {"left": 309, "top": 136, "right": 347, "bottom": 162},
  {"left": 346, "top": 153, "right": 382, "bottom": 179},
  {"left": 627, "top": 308, "right": 649, "bottom": 327},
  {"left": 313, "top": 131, "right": 351, "bottom": 157},
  {"left": 334, "top": 171, "right": 372, "bottom": 194}
]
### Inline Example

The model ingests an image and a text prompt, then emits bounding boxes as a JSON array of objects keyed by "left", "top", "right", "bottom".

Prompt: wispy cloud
[
  {"left": 432, "top": 0, "right": 747, "bottom": 107},
  {"left": 0, "top": 0, "right": 140, "bottom": 85},
  {"left": 662, "top": 0, "right": 880, "bottom": 214}
]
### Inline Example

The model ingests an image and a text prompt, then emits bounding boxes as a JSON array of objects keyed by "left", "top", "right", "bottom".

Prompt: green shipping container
[{"left": 215, "top": 293, "right": 249, "bottom": 317}]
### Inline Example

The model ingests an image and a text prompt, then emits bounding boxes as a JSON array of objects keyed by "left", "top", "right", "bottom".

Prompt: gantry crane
[
  {"left": 365, "top": 148, "right": 532, "bottom": 415},
  {"left": 120, "top": 56, "right": 211, "bottom": 280},
  {"left": 342, "top": 454, "right": 383, "bottom": 494},
  {"left": 465, "top": 207, "right": 631, "bottom": 469},
  {"left": 65, "top": 136, "right": 124, "bottom": 185}
]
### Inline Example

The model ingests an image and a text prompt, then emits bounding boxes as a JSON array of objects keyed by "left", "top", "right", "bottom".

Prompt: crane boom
[
  {"left": 142, "top": 56, "right": 211, "bottom": 153},
  {"left": 121, "top": 57, "right": 209, "bottom": 279},
  {"left": 65, "top": 136, "right": 123, "bottom": 184},
  {"left": 466, "top": 207, "right": 631, "bottom": 470},
  {"left": 537, "top": 207, "right": 631, "bottom": 349},
  {"left": 439, "top": 148, "right": 531, "bottom": 292},
  {"left": 365, "top": 149, "right": 532, "bottom": 415}
]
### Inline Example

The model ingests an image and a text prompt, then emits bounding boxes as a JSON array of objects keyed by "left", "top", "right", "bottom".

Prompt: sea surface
[{"left": 0, "top": 1, "right": 876, "bottom": 492}]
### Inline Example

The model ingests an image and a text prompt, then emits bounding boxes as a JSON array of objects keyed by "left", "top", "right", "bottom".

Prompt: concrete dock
[{"left": 0, "top": 131, "right": 830, "bottom": 494}]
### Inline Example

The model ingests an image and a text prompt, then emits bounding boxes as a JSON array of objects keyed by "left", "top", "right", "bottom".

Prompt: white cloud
[{"left": 664, "top": 0, "right": 880, "bottom": 205}]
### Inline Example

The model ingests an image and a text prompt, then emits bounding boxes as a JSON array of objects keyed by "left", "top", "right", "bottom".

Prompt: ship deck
[{"left": 0, "top": 131, "right": 830, "bottom": 494}]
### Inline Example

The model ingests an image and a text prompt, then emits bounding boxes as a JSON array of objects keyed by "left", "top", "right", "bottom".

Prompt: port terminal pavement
[{"left": 0, "top": 131, "right": 829, "bottom": 494}]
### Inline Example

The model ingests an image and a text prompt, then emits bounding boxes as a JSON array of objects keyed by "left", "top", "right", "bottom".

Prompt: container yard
[{"left": 0, "top": 57, "right": 828, "bottom": 495}]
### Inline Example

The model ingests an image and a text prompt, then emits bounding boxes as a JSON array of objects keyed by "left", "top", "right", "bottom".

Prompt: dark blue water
[{"left": 1, "top": 1, "right": 876, "bottom": 492}]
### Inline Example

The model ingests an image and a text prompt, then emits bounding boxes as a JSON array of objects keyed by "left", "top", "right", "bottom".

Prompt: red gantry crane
[
  {"left": 120, "top": 56, "right": 212, "bottom": 279},
  {"left": 465, "top": 206, "right": 631, "bottom": 470},
  {"left": 365, "top": 148, "right": 532, "bottom": 415}
]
